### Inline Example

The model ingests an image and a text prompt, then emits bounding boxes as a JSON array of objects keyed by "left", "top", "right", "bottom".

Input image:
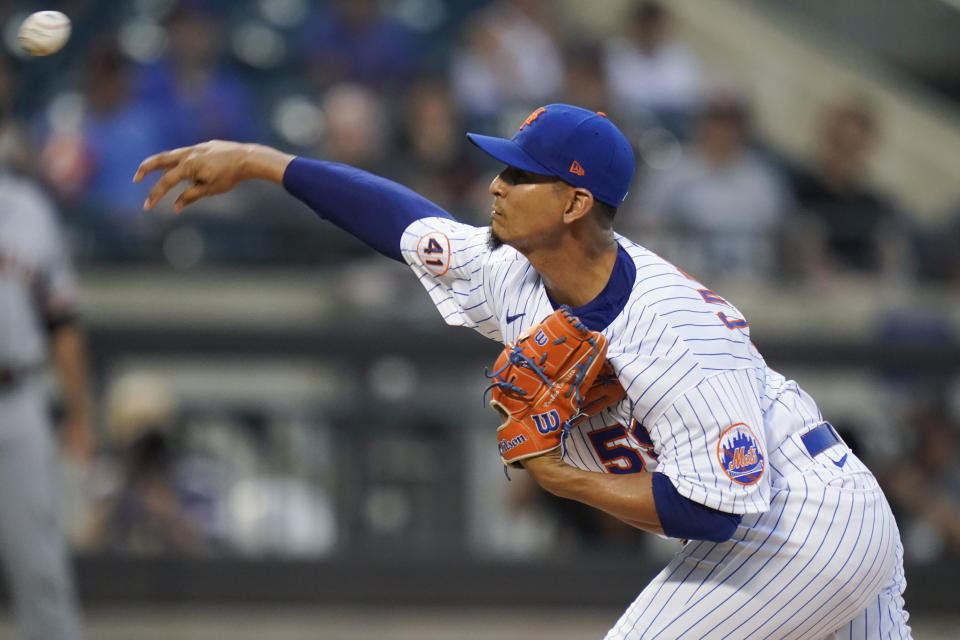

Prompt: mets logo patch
[{"left": 717, "top": 422, "right": 765, "bottom": 486}]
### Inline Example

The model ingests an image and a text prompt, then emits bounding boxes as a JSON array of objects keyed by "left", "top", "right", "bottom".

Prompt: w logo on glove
[{"left": 532, "top": 410, "right": 561, "bottom": 434}]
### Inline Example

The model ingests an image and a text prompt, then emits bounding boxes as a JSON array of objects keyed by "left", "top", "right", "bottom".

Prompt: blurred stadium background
[{"left": 1, "top": 0, "right": 959, "bottom": 637}]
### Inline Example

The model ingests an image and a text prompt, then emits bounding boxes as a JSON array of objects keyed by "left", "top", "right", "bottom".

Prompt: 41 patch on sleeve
[{"left": 417, "top": 231, "right": 450, "bottom": 276}]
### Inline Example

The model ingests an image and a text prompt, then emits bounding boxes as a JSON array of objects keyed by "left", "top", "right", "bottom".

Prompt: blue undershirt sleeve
[
  {"left": 651, "top": 472, "right": 742, "bottom": 542},
  {"left": 282, "top": 157, "right": 455, "bottom": 262}
]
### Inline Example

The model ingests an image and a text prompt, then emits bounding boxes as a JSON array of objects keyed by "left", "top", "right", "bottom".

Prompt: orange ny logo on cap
[
  {"left": 569, "top": 160, "right": 585, "bottom": 176},
  {"left": 519, "top": 107, "right": 546, "bottom": 131}
]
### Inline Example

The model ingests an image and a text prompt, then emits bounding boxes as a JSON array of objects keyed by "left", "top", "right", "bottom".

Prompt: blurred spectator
[
  {"left": 39, "top": 39, "right": 165, "bottom": 230},
  {"left": 317, "top": 82, "right": 391, "bottom": 174},
  {"left": 298, "top": 0, "right": 420, "bottom": 94},
  {"left": 785, "top": 97, "right": 914, "bottom": 283},
  {"left": 450, "top": 0, "right": 564, "bottom": 126},
  {"left": 85, "top": 372, "right": 217, "bottom": 556},
  {"left": 561, "top": 42, "right": 610, "bottom": 115},
  {"left": 136, "top": 1, "right": 260, "bottom": 148},
  {"left": 394, "top": 76, "right": 487, "bottom": 221},
  {"left": 884, "top": 402, "right": 960, "bottom": 564},
  {"left": 601, "top": 1, "right": 704, "bottom": 138},
  {"left": 630, "top": 87, "right": 791, "bottom": 281},
  {"left": 86, "top": 428, "right": 213, "bottom": 555}
]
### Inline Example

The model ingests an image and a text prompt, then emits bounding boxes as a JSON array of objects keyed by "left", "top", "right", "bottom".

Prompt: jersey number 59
[{"left": 588, "top": 421, "right": 657, "bottom": 474}]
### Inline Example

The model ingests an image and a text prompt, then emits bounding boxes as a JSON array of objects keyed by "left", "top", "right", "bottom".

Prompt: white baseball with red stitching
[{"left": 18, "top": 11, "right": 71, "bottom": 57}]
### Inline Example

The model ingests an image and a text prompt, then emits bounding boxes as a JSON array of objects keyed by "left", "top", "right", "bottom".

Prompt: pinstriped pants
[{"left": 605, "top": 433, "right": 911, "bottom": 640}]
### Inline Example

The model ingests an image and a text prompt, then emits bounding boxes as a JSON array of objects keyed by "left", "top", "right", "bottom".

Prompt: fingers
[
  {"left": 173, "top": 183, "right": 211, "bottom": 213},
  {"left": 136, "top": 142, "right": 239, "bottom": 211},
  {"left": 133, "top": 146, "right": 191, "bottom": 184},
  {"left": 144, "top": 164, "right": 190, "bottom": 210}
]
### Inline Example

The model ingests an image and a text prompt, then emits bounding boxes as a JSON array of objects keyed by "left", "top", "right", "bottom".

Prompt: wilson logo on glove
[
  {"left": 498, "top": 434, "right": 528, "bottom": 455},
  {"left": 485, "top": 306, "right": 620, "bottom": 469}
]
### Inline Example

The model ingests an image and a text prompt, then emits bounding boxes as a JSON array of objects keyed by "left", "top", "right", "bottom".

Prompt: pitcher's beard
[{"left": 488, "top": 228, "right": 504, "bottom": 250}]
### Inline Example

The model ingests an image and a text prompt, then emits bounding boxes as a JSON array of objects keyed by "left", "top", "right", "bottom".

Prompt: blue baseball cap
[{"left": 466, "top": 104, "right": 635, "bottom": 207}]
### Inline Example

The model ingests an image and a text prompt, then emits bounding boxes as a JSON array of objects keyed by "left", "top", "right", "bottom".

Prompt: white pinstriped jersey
[
  {"left": 400, "top": 216, "right": 911, "bottom": 639},
  {"left": 401, "top": 216, "right": 823, "bottom": 514}
]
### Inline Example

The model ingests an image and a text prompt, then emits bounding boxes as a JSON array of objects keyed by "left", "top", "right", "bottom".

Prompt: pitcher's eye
[{"left": 500, "top": 167, "right": 539, "bottom": 185}]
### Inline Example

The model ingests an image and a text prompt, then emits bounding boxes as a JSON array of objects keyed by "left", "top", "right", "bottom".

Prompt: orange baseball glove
[{"left": 486, "top": 306, "right": 612, "bottom": 467}]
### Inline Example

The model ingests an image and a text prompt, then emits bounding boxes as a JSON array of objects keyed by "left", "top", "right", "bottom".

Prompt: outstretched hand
[{"left": 133, "top": 140, "right": 294, "bottom": 212}]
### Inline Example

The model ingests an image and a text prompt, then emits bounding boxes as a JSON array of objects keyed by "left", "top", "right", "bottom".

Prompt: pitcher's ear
[{"left": 562, "top": 188, "right": 594, "bottom": 224}]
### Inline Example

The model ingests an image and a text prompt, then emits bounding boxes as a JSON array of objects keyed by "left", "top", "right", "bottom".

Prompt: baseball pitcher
[{"left": 135, "top": 104, "right": 911, "bottom": 639}]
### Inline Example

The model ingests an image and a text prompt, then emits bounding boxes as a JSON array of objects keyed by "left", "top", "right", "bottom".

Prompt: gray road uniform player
[{"left": 0, "top": 170, "right": 85, "bottom": 640}]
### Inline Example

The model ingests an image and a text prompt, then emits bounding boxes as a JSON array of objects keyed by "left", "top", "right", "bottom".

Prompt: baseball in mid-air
[{"left": 17, "top": 11, "right": 71, "bottom": 57}]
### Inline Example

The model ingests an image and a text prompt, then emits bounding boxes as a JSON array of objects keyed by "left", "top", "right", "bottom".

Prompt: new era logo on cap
[{"left": 465, "top": 104, "right": 636, "bottom": 207}]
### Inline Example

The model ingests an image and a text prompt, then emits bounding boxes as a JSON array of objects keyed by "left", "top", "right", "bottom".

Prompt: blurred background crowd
[
  {"left": 6, "top": 0, "right": 959, "bottom": 280},
  {"left": 0, "top": 0, "right": 959, "bottom": 614}
]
